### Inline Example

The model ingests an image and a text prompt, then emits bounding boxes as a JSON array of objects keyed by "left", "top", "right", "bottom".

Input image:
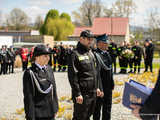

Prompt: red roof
[
  {"left": 72, "top": 17, "right": 129, "bottom": 36},
  {"left": 73, "top": 27, "right": 92, "bottom": 36}
]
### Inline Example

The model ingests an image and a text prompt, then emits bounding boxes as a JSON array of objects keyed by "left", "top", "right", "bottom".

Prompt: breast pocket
[{"left": 80, "top": 60, "right": 92, "bottom": 71}]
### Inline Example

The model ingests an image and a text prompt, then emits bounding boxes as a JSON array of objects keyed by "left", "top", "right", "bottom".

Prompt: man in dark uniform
[
  {"left": 93, "top": 34, "right": 114, "bottom": 120},
  {"left": 131, "top": 69, "right": 160, "bottom": 120},
  {"left": 0, "top": 45, "right": 8, "bottom": 74},
  {"left": 68, "top": 30, "right": 103, "bottom": 120},
  {"left": 122, "top": 41, "right": 129, "bottom": 74},
  {"left": 117, "top": 42, "right": 125, "bottom": 73},
  {"left": 127, "top": 43, "right": 134, "bottom": 73},
  {"left": 52, "top": 44, "right": 58, "bottom": 71},
  {"left": 144, "top": 39, "right": 154, "bottom": 72},
  {"left": 23, "top": 44, "right": 59, "bottom": 120},
  {"left": 0, "top": 48, "right": 2, "bottom": 75},
  {"left": 57, "top": 43, "right": 65, "bottom": 72},
  {"left": 108, "top": 39, "right": 117, "bottom": 74},
  {"left": 132, "top": 41, "right": 143, "bottom": 73},
  {"left": 61, "top": 45, "right": 68, "bottom": 72},
  {"left": 8, "top": 46, "right": 16, "bottom": 73},
  {"left": 46, "top": 44, "right": 53, "bottom": 67}
]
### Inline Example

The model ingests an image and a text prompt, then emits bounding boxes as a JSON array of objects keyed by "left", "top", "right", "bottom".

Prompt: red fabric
[
  {"left": 30, "top": 47, "right": 34, "bottom": 59},
  {"left": 21, "top": 48, "right": 28, "bottom": 61}
]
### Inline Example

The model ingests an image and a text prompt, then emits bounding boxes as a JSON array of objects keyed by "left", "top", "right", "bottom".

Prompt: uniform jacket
[
  {"left": 108, "top": 42, "right": 118, "bottom": 58},
  {"left": 139, "top": 70, "right": 160, "bottom": 120},
  {"left": 21, "top": 48, "right": 29, "bottom": 62},
  {"left": 132, "top": 45, "right": 143, "bottom": 61},
  {"left": 96, "top": 48, "right": 114, "bottom": 92},
  {"left": 58, "top": 46, "right": 67, "bottom": 65},
  {"left": 8, "top": 50, "right": 16, "bottom": 62},
  {"left": 0, "top": 49, "right": 8, "bottom": 63},
  {"left": 52, "top": 46, "right": 58, "bottom": 59},
  {"left": 68, "top": 42, "right": 100, "bottom": 98},
  {"left": 117, "top": 46, "right": 125, "bottom": 57},
  {"left": 23, "top": 63, "right": 58, "bottom": 120},
  {"left": 145, "top": 43, "right": 154, "bottom": 59}
]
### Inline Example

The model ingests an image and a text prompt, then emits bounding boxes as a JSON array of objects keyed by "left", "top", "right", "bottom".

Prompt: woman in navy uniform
[{"left": 23, "top": 44, "right": 58, "bottom": 120}]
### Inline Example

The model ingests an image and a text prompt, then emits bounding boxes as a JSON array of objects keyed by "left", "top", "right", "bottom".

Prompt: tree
[
  {"left": 148, "top": 8, "right": 160, "bottom": 30},
  {"left": 34, "top": 15, "right": 43, "bottom": 30},
  {"left": 40, "top": 9, "right": 75, "bottom": 41},
  {"left": 44, "top": 9, "right": 59, "bottom": 24},
  {"left": 103, "top": 8, "right": 113, "bottom": 17},
  {"left": 6, "top": 8, "right": 29, "bottom": 30},
  {"left": 41, "top": 9, "right": 59, "bottom": 34},
  {"left": 147, "top": 8, "right": 160, "bottom": 41},
  {"left": 72, "top": 0, "right": 103, "bottom": 26},
  {"left": 60, "top": 12, "right": 71, "bottom": 21},
  {"left": 111, "top": 0, "right": 136, "bottom": 18}
]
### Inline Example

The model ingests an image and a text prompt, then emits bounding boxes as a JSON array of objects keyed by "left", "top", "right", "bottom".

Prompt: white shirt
[{"left": 35, "top": 62, "right": 46, "bottom": 70}]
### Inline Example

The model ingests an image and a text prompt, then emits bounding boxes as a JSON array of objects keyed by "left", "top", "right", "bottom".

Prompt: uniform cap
[
  {"left": 80, "top": 30, "right": 94, "bottom": 38},
  {"left": 33, "top": 44, "right": 52, "bottom": 57},
  {"left": 96, "top": 34, "right": 109, "bottom": 43}
]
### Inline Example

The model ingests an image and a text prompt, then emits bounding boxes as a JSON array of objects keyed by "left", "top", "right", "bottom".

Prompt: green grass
[
  {"left": 116, "top": 61, "right": 160, "bottom": 69},
  {"left": 154, "top": 53, "right": 160, "bottom": 58}
]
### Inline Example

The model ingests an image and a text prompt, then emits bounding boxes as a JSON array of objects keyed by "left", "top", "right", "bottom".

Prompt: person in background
[
  {"left": 7, "top": 46, "right": 16, "bottom": 73},
  {"left": 52, "top": 44, "right": 58, "bottom": 72},
  {"left": 0, "top": 47, "right": 2, "bottom": 75},
  {"left": 57, "top": 42, "right": 63, "bottom": 72},
  {"left": 117, "top": 42, "right": 125, "bottom": 74},
  {"left": 127, "top": 42, "right": 134, "bottom": 73},
  {"left": 144, "top": 39, "right": 154, "bottom": 72},
  {"left": 46, "top": 44, "right": 53, "bottom": 67},
  {"left": 108, "top": 39, "right": 117, "bottom": 74},
  {"left": 21, "top": 47, "right": 29, "bottom": 71},
  {"left": 132, "top": 41, "right": 143, "bottom": 74},
  {"left": 0, "top": 45, "right": 8, "bottom": 74}
]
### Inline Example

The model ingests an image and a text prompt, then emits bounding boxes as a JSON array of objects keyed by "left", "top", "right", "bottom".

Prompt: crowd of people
[
  {"left": 107, "top": 38, "right": 154, "bottom": 74},
  {"left": 0, "top": 30, "right": 157, "bottom": 120},
  {"left": 18, "top": 43, "right": 75, "bottom": 72},
  {"left": 22, "top": 30, "right": 159, "bottom": 120},
  {"left": 17, "top": 38, "right": 155, "bottom": 75},
  {"left": 0, "top": 45, "right": 16, "bottom": 75}
]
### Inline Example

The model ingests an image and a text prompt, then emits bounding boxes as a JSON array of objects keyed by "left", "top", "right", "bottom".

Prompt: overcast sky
[{"left": 0, "top": 0, "right": 160, "bottom": 27}]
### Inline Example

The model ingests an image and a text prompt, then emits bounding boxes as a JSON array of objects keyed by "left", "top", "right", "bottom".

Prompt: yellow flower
[
  {"left": 113, "top": 98, "right": 121, "bottom": 104},
  {"left": 112, "top": 91, "right": 121, "bottom": 99},
  {"left": 16, "top": 108, "right": 24, "bottom": 115},
  {"left": 64, "top": 112, "right": 72, "bottom": 120},
  {"left": 115, "top": 81, "right": 124, "bottom": 86}
]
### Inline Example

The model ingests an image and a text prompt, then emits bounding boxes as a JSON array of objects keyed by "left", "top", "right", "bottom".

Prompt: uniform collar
[
  {"left": 97, "top": 48, "right": 107, "bottom": 54},
  {"left": 35, "top": 62, "right": 46, "bottom": 70},
  {"left": 77, "top": 42, "right": 90, "bottom": 53}
]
